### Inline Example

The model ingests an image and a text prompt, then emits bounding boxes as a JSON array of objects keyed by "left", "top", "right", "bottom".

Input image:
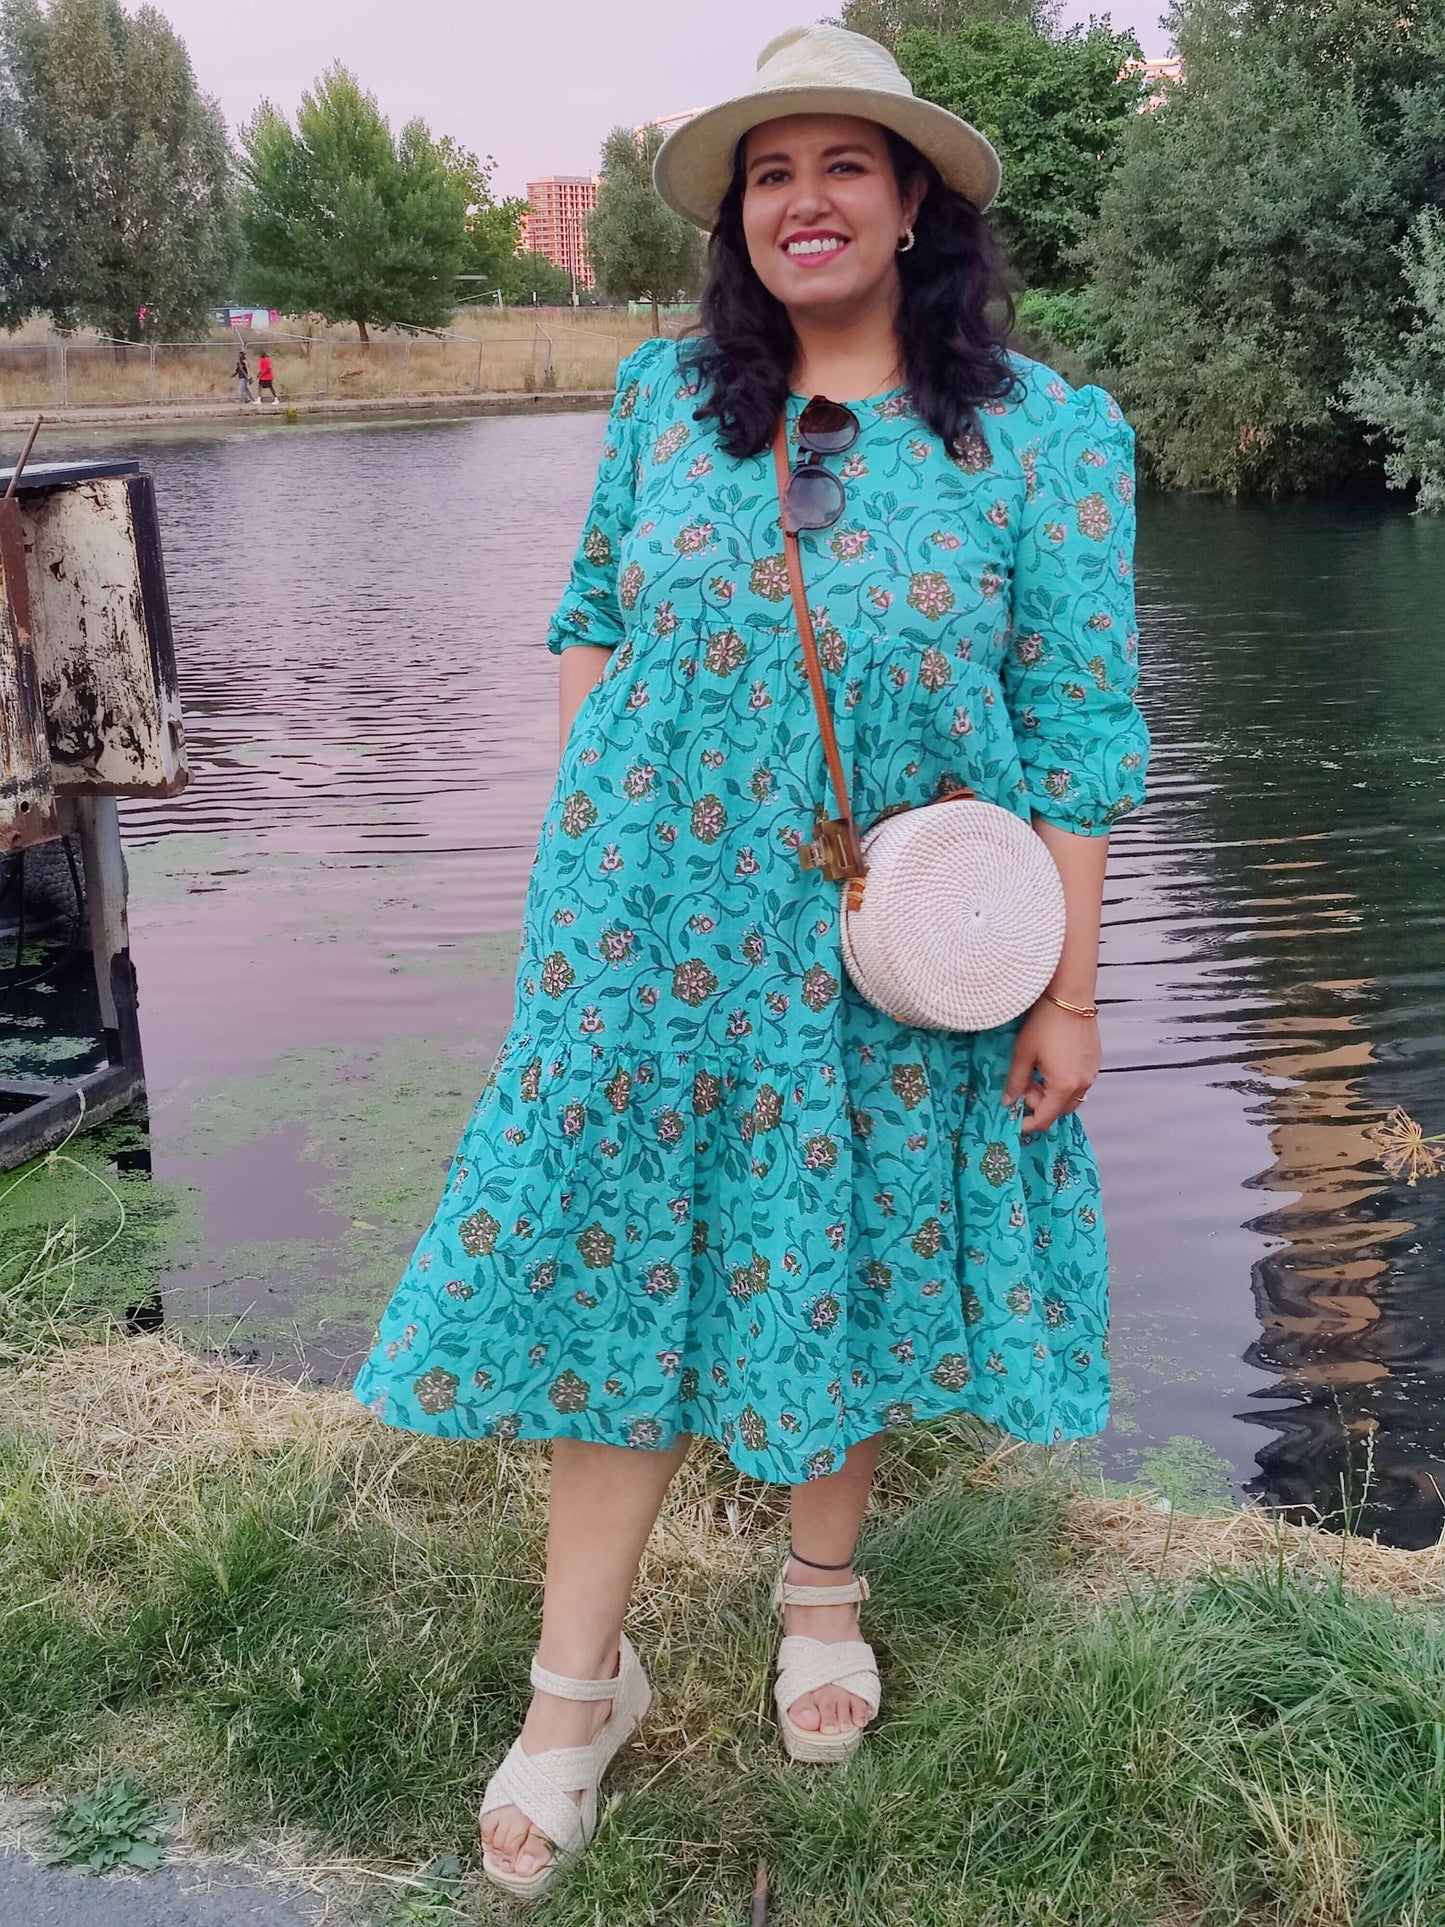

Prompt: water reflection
[
  {"left": 1121, "top": 489, "right": 1445, "bottom": 1545},
  {"left": 11, "top": 412, "right": 1445, "bottom": 1544}
]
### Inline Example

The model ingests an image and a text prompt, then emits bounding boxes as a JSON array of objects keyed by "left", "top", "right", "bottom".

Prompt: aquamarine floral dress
[{"left": 353, "top": 337, "right": 1150, "bottom": 1484}]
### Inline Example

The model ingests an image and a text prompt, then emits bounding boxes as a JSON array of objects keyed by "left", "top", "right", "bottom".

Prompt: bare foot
[
  {"left": 781, "top": 1558, "right": 874, "bottom": 1735},
  {"left": 480, "top": 1658, "right": 617, "bottom": 1878}
]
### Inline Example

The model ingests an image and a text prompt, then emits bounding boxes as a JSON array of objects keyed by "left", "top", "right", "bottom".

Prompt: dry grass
[
  {"left": 10, "top": 1334, "right": 1445, "bottom": 1614},
  {"left": 1063, "top": 1488, "right": 1445, "bottom": 1605},
  {"left": 0, "top": 310, "right": 685, "bottom": 410}
]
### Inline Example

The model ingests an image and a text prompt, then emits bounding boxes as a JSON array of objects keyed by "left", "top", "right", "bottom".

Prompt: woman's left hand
[{"left": 1003, "top": 999, "right": 1101, "bottom": 1135}]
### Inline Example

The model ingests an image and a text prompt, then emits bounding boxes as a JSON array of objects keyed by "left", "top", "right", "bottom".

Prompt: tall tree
[
  {"left": 830, "top": 0, "right": 1060, "bottom": 51},
  {"left": 436, "top": 136, "right": 528, "bottom": 302},
  {"left": 0, "top": 0, "right": 233, "bottom": 340},
  {"left": 240, "top": 66, "right": 468, "bottom": 342},
  {"left": 1345, "top": 208, "right": 1445, "bottom": 511},
  {"left": 587, "top": 123, "right": 703, "bottom": 333},
  {"left": 899, "top": 18, "right": 1143, "bottom": 289},
  {"left": 0, "top": 55, "right": 44, "bottom": 330},
  {"left": 1082, "top": 0, "right": 1445, "bottom": 496}
]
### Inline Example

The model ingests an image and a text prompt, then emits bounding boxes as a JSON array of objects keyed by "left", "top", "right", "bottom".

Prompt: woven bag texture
[{"left": 839, "top": 799, "right": 1066, "bottom": 1031}]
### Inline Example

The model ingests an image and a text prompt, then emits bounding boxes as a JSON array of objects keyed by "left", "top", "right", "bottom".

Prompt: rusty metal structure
[{"left": 0, "top": 448, "right": 187, "bottom": 1169}]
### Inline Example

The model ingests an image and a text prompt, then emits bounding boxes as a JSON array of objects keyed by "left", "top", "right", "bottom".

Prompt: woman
[{"left": 353, "top": 21, "right": 1150, "bottom": 1897}]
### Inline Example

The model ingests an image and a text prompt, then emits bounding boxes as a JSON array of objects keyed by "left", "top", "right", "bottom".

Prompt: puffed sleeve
[
  {"left": 546, "top": 340, "right": 663, "bottom": 654},
  {"left": 1000, "top": 377, "right": 1151, "bottom": 835}
]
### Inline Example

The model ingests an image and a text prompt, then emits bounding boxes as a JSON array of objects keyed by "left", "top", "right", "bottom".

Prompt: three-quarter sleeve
[
  {"left": 546, "top": 341, "right": 659, "bottom": 654},
  {"left": 1000, "top": 378, "right": 1151, "bottom": 835}
]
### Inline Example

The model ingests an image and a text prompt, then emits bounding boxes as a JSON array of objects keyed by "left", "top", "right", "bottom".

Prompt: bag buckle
[{"left": 799, "top": 806, "right": 866, "bottom": 883}]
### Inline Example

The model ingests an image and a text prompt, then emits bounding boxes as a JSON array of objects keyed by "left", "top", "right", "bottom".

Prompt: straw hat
[{"left": 652, "top": 23, "right": 1002, "bottom": 231}]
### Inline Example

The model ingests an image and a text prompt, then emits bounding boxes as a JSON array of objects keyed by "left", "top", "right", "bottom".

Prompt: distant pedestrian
[
  {"left": 257, "top": 351, "right": 277, "bottom": 404},
  {"left": 233, "top": 345, "right": 252, "bottom": 404}
]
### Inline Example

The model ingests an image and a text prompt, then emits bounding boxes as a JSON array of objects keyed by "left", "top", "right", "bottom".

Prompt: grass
[
  {"left": 0, "top": 310, "right": 676, "bottom": 411},
  {"left": 4, "top": 1140, "right": 1445, "bottom": 1924}
]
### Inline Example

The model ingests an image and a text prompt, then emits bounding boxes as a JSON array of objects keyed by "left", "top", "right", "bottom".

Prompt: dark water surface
[{"left": 13, "top": 409, "right": 1445, "bottom": 1544}]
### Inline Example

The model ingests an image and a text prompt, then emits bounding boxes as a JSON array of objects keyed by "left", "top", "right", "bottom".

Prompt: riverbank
[
  {"left": 4, "top": 1137, "right": 1445, "bottom": 1926},
  {"left": 0, "top": 389, "right": 613, "bottom": 435}
]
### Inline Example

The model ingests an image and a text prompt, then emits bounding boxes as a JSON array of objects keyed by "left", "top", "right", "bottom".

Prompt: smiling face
[{"left": 740, "top": 114, "right": 924, "bottom": 321}]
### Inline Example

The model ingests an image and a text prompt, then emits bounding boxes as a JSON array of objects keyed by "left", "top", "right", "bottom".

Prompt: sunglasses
[{"left": 782, "top": 396, "right": 860, "bottom": 534}]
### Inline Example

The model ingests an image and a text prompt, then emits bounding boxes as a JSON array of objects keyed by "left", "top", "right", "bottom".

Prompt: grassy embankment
[
  {"left": 3, "top": 1127, "right": 1445, "bottom": 1926},
  {"left": 0, "top": 311, "right": 668, "bottom": 412}
]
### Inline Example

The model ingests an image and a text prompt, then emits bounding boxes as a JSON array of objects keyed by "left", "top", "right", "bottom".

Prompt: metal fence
[{"left": 0, "top": 321, "right": 638, "bottom": 410}]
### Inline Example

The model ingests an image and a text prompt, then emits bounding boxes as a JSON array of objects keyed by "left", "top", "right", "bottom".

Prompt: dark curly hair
[{"left": 683, "top": 127, "right": 1022, "bottom": 461}]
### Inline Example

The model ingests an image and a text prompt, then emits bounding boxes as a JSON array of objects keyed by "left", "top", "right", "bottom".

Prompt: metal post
[
  {"left": 148, "top": 342, "right": 156, "bottom": 404},
  {"left": 59, "top": 342, "right": 68, "bottom": 410},
  {"left": 474, "top": 334, "right": 484, "bottom": 394},
  {"left": 73, "top": 795, "right": 144, "bottom": 1078}
]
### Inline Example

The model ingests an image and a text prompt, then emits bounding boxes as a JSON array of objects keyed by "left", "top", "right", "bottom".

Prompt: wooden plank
[
  {"left": 0, "top": 490, "right": 59, "bottom": 852},
  {"left": 125, "top": 473, "right": 186, "bottom": 787},
  {"left": 0, "top": 1065, "right": 145, "bottom": 1172},
  {"left": 24, "top": 476, "right": 188, "bottom": 796},
  {"left": 0, "top": 458, "right": 140, "bottom": 491},
  {"left": 0, "top": 1076, "right": 58, "bottom": 1100}
]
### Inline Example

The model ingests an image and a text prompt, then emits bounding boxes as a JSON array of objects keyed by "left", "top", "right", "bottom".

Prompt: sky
[{"left": 152, "top": 0, "right": 1174, "bottom": 198}]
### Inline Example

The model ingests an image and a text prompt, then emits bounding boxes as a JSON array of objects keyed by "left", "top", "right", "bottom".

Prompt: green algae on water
[{"left": 0, "top": 1117, "right": 201, "bottom": 1356}]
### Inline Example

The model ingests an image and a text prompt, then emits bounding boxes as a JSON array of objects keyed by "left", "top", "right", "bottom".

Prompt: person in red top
[{"left": 256, "top": 352, "right": 277, "bottom": 404}]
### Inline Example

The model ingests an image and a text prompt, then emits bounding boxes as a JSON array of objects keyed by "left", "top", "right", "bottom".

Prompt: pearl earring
[{"left": 897, "top": 227, "right": 916, "bottom": 253}]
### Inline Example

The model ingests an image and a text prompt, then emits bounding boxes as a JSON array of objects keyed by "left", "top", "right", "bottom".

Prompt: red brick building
[{"left": 520, "top": 176, "right": 600, "bottom": 289}]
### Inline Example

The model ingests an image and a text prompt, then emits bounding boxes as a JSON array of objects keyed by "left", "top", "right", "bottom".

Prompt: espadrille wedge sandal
[
  {"left": 771, "top": 1569, "right": 881, "bottom": 1764},
  {"left": 479, "top": 1632, "right": 651, "bottom": 1899}
]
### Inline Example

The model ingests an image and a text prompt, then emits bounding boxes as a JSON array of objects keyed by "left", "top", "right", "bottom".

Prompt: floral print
[{"left": 353, "top": 337, "right": 1150, "bottom": 1484}]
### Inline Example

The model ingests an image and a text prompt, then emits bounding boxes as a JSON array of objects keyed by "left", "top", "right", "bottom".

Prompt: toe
[
  {"left": 812, "top": 1686, "right": 846, "bottom": 1735},
  {"left": 849, "top": 1692, "right": 873, "bottom": 1728},
  {"left": 788, "top": 1691, "right": 822, "bottom": 1731},
  {"left": 481, "top": 1804, "right": 531, "bottom": 1872},
  {"left": 514, "top": 1822, "right": 553, "bottom": 1876}
]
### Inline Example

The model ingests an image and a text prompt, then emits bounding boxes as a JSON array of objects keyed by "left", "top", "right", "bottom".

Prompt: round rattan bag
[{"left": 838, "top": 794, "right": 1067, "bottom": 1032}]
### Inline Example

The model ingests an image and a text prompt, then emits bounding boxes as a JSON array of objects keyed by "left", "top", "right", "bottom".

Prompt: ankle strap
[
  {"left": 530, "top": 1634, "right": 628, "bottom": 1701},
  {"left": 775, "top": 1574, "right": 870, "bottom": 1610}
]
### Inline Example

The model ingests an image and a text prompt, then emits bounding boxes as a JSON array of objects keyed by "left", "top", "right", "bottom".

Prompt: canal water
[{"left": 7, "top": 406, "right": 1444, "bottom": 1545}]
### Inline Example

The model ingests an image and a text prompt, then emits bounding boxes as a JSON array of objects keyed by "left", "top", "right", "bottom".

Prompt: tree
[
  {"left": 436, "top": 136, "right": 529, "bottom": 301},
  {"left": 1081, "top": 0, "right": 1445, "bottom": 496},
  {"left": 0, "top": 58, "right": 44, "bottom": 329},
  {"left": 1345, "top": 208, "right": 1445, "bottom": 511},
  {"left": 239, "top": 66, "right": 468, "bottom": 342},
  {"left": 899, "top": 18, "right": 1143, "bottom": 289},
  {"left": 587, "top": 123, "right": 703, "bottom": 333},
  {"left": 0, "top": 0, "right": 234, "bottom": 340},
  {"left": 830, "top": 0, "right": 1060, "bottom": 51},
  {"left": 504, "top": 250, "right": 575, "bottom": 306}
]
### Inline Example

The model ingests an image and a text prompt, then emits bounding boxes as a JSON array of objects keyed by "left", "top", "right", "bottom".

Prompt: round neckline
[{"left": 787, "top": 383, "right": 909, "bottom": 407}]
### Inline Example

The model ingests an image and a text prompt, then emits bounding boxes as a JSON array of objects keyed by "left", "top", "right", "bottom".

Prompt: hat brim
[{"left": 652, "top": 88, "right": 1002, "bottom": 230}]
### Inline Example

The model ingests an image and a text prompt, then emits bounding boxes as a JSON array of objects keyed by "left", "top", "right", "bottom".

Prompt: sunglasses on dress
[{"left": 781, "top": 396, "right": 860, "bottom": 534}]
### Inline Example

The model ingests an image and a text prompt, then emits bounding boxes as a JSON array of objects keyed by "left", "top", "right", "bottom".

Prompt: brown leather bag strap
[{"left": 772, "top": 421, "right": 866, "bottom": 880}]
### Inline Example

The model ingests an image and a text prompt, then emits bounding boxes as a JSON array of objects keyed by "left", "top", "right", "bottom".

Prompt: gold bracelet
[{"left": 1042, "top": 989, "right": 1098, "bottom": 1020}]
